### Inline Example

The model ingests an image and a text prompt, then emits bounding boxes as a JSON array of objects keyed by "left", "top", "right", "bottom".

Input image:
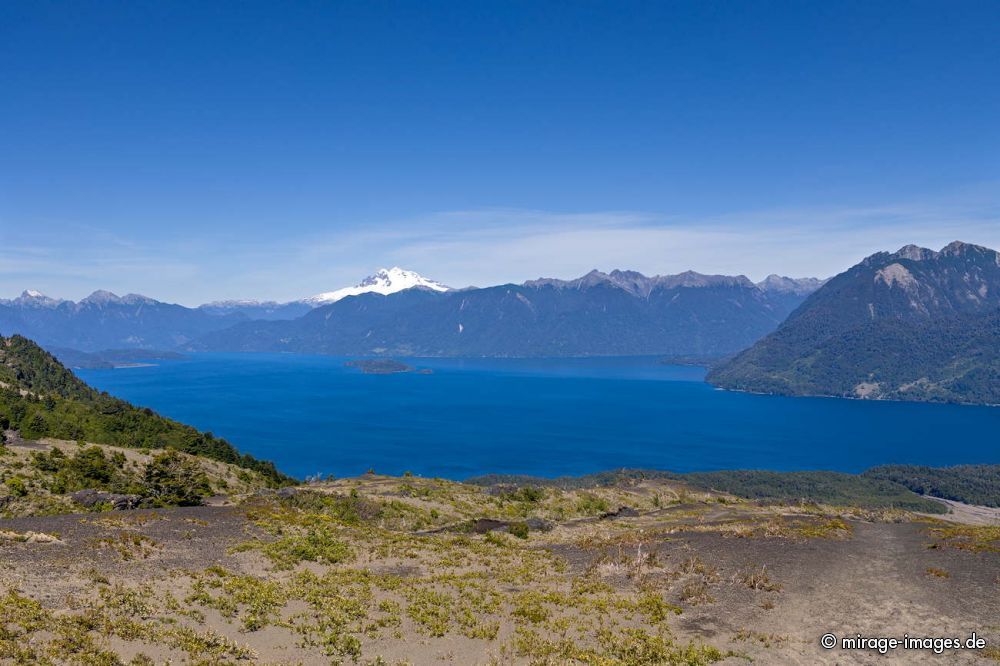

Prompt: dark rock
[
  {"left": 600, "top": 506, "right": 640, "bottom": 520},
  {"left": 70, "top": 489, "right": 142, "bottom": 511},
  {"left": 3, "top": 430, "right": 26, "bottom": 447},
  {"left": 469, "top": 518, "right": 510, "bottom": 534},
  {"left": 525, "top": 517, "right": 554, "bottom": 532}
]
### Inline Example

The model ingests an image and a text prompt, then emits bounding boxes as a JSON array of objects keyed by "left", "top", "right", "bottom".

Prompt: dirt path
[
  {"left": 754, "top": 523, "right": 996, "bottom": 664},
  {"left": 924, "top": 497, "right": 1000, "bottom": 526}
]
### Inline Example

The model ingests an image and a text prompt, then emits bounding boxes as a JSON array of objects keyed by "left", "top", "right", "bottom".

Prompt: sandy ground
[
  {"left": 924, "top": 497, "right": 1000, "bottom": 526},
  {"left": 0, "top": 490, "right": 997, "bottom": 664}
]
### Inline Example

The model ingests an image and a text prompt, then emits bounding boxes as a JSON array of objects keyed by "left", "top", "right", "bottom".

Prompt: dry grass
[
  {"left": 927, "top": 525, "right": 1000, "bottom": 553},
  {"left": 736, "top": 564, "right": 782, "bottom": 592}
]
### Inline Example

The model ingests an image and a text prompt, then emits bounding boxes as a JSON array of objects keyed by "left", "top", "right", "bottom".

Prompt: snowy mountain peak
[
  {"left": 304, "top": 268, "right": 450, "bottom": 305},
  {"left": 12, "top": 290, "right": 65, "bottom": 307}
]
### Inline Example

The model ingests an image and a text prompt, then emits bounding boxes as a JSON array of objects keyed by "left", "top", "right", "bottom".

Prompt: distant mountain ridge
[
  {"left": 197, "top": 299, "right": 313, "bottom": 321},
  {"left": 191, "top": 268, "right": 823, "bottom": 357},
  {"left": 0, "top": 267, "right": 452, "bottom": 349},
  {"left": 708, "top": 241, "right": 1000, "bottom": 405},
  {"left": 525, "top": 269, "right": 754, "bottom": 295},
  {"left": 0, "top": 289, "right": 246, "bottom": 352},
  {"left": 756, "top": 275, "right": 827, "bottom": 296},
  {"left": 3, "top": 267, "right": 821, "bottom": 358}
]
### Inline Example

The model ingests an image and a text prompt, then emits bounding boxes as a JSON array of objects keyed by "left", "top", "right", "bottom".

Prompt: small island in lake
[{"left": 345, "top": 359, "right": 431, "bottom": 374}]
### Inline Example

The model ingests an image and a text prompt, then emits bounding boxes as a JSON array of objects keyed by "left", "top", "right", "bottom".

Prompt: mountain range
[
  {"left": 190, "top": 269, "right": 822, "bottom": 357},
  {"left": 3, "top": 242, "right": 999, "bottom": 404},
  {"left": 1, "top": 268, "right": 822, "bottom": 357},
  {"left": 198, "top": 267, "right": 451, "bottom": 319},
  {"left": 0, "top": 290, "right": 247, "bottom": 352},
  {"left": 0, "top": 268, "right": 454, "bottom": 350},
  {"left": 707, "top": 241, "right": 1000, "bottom": 405}
]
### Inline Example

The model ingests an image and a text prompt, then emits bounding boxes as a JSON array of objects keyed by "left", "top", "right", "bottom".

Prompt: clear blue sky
[{"left": 2, "top": 1, "right": 999, "bottom": 304}]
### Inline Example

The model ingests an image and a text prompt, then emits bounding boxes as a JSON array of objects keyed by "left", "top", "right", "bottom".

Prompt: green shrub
[
  {"left": 5, "top": 475, "right": 28, "bottom": 497},
  {"left": 508, "top": 522, "right": 530, "bottom": 539},
  {"left": 143, "top": 450, "right": 211, "bottom": 506}
]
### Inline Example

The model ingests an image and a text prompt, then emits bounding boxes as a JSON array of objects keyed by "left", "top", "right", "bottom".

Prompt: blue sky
[{"left": 2, "top": 1, "right": 999, "bottom": 304}]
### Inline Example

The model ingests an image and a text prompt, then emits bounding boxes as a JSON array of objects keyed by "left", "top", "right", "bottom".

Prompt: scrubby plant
[
  {"left": 737, "top": 565, "right": 782, "bottom": 592},
  {"left": 143, "top": 450, "right": 211, "bottom": 506},
  {"left": 5, "top": 475, "right": 28, "bottom": 497},
  {"left": 508, "top": 521, "right": 530, "bottom": 539}
]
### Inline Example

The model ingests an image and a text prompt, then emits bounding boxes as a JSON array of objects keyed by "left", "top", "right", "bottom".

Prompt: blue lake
[{"left": 77, "top": 353, "right": 1000, "bottom": 480}]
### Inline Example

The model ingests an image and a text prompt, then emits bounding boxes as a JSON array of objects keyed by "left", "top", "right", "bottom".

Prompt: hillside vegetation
[
  {"left": 0, "top": 439, "right": 280, "bottom": 517},
  {"left": 0, "top": 334, "right": 291, "bottom": 486},
  {"left": 863, "top": 464, "right": 1000, "bottom": 508},
  {"left": 0, "top": 472, "right": 996, "bottom": 664},
  {"left": 469, "top": 468, "right": 948, "bottom": 513}
]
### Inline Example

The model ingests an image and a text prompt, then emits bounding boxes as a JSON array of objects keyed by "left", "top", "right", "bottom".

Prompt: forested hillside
[
  {"left": 708, "top": 242, "right": 1000, "bottom": 404},
  {"left": 863, "top": 464, "right": 1000, "bottom": 507},
  {"left": 0, "top": 335, "right": 290, "bottom": 485}
]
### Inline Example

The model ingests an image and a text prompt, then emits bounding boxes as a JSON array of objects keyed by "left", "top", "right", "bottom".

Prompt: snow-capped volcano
[{"left": 303, "top": 268, "right": 450, "bottom": 305}]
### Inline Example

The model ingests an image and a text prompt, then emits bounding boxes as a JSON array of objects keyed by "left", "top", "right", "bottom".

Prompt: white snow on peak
[
  {"left": 304, "top": 267, "right": 450, "bottom": 305},
  {"left": 12, "top": 290, "right": 64, "bottom": 307}
]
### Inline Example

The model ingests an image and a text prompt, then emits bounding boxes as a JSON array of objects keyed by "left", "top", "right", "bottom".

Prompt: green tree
[{"left": 27, "top": 413, "right": 48, "bottom": 437}]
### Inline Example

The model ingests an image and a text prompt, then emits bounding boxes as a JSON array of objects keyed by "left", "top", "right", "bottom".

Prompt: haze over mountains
[{"left": 708, "top": 241, "right": 1000, "bottom": 405}]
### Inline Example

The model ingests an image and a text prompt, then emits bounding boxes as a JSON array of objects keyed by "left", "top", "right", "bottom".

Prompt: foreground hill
[
  {"left": 0, "top": 334, "right": 289, "bottom": 486},
  {"left": 708, "top": 241, "right": 1000, "bottom": 404},
  {"left": 193, "top": 270, "right": 821, "bottom": 357},
  {"left": 0, "top": 472, "right": 995, "bottom": 664},
  {"left": 0, "top": 437, "right": 283, "bottom": 517}
]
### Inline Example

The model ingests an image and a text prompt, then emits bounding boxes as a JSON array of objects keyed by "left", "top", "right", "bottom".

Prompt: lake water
[{"left": 77, "top": 353, "right": 1000, "bottom": 480}]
